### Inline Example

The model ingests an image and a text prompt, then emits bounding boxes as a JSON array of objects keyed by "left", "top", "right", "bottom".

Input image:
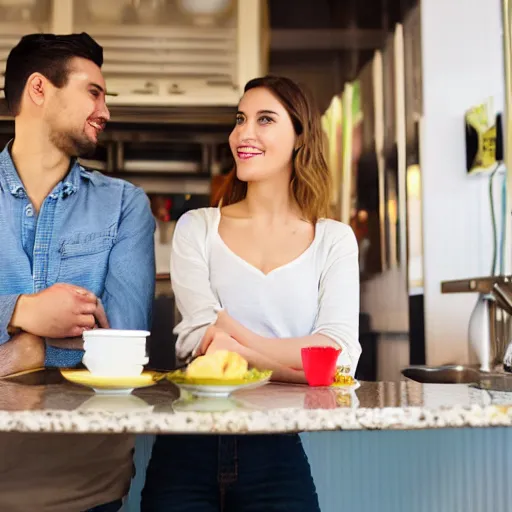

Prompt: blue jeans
[
  {"left": 85, "top": 500, "right": 122, "bottom": 512},
  {"left": 141, "top": 434, "right": 320, "bottom": 511}
]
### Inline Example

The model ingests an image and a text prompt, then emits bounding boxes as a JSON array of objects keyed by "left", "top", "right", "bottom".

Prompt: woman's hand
[
  {"left": 198, "top": 325, "right": 222, "bottom": 355},
  {"left": 204, "top": 330, "right": 243, "bottom": 355}
]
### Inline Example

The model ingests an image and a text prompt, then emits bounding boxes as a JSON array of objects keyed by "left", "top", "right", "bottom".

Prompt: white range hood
[{"left": 0, "top": 0, "right": 268, "bottom": 108}]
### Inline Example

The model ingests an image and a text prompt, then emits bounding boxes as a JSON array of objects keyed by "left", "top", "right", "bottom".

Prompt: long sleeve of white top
[
  {"left": 311, "top": 221, "right": 361, "bottom": 373},
  {"left": 170, "top": 209, "right": 222, "bottom": 361}
]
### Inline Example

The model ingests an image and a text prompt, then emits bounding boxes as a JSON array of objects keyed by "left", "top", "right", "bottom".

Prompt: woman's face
[{"left": 229, "top": 87, "right": 296, "bottom": 183}]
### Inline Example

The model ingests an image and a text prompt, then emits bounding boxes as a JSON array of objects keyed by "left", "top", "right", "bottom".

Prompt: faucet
[
  {"left": 442, "top": 275, "right": 512, "bottom": 373},
  {"left": 492, "top": 282, "right": 512, "bottom": 372}
]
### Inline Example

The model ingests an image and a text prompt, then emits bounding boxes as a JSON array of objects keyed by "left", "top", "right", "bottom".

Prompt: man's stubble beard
[{"left": 49, "top": 128, "right": 97, "bottom": 159}]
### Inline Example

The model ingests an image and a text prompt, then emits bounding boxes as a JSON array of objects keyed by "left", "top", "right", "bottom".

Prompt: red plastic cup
[{"left": 301, "top": 346, "right": 341, "bottom": 387}]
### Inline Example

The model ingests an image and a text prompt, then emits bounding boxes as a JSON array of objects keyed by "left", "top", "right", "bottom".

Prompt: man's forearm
[
  {"left": 0, "top": 332, "right": 45, "bottom": 378},
  {"left": 0, "top": 294, "right": 22, "bottom": 343}
]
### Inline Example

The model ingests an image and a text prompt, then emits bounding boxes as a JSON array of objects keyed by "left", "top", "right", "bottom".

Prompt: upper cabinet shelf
[{"left": 0, "top": 0, "right": 268, "bottom": 108}]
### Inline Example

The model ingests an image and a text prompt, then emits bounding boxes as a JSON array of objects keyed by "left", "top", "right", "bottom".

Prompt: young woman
[{"left": 141, "top": 76, "right": 361, "bottom": 511}]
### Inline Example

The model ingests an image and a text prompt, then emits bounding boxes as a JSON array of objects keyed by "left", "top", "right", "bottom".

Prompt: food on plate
[
  {"left": 166, "top": 351, "right": 271, "bottom": 385},
  {"left": 186, "top": 352, "right": 223, "bottom": 380},
  {"left": 332, "top": 367, "right": 355, "bottom": 386},
  {"left": 186, "top": 350, "right": 248, "bottom": 380}
]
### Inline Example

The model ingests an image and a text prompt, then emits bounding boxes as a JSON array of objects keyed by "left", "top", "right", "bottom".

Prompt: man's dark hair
[{"left": 4, "top": 32, "right": 103, "bottom": 116}]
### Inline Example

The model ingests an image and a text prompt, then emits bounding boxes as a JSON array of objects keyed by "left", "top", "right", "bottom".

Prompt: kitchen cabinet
[{"left": 0, "top": 0, "right": 268, "bottom": 107}]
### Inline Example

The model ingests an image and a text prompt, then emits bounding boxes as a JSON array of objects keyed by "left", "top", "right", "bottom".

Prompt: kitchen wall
[
  {"left": 154, "top": 221, "right": 175, "bottom": 276},
  {"left": 420, "top": 0, "right": 505, "bottom": 365}
]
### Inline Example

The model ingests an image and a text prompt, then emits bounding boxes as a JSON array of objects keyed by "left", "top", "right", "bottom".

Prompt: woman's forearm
[
  {"left": 236, "top": 344, "right": 307, "bottom": 384},
  {"left": 205, "top": 331, "right": 306, "bottom": 384},
  {"left": 216, "top": 311, "right": 339, "bottom": 369}
]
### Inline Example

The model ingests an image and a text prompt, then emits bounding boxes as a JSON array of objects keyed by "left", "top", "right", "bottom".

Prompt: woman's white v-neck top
[{"left": 170, "top": 207, "right": 361, "bottom": 374}]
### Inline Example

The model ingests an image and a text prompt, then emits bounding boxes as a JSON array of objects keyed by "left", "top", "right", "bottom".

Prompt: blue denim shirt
[{"left": 0, "top": 143, "right": 156, "bottom": 367}]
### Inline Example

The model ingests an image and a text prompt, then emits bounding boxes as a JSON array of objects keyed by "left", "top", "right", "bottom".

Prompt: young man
[{"left": 0, "top": 33, "right": 155, "bottom": 512}]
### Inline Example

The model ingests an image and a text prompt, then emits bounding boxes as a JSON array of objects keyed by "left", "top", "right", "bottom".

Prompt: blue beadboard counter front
[{"left": 0, "top": 370, "right": 512, "bottom": 433}]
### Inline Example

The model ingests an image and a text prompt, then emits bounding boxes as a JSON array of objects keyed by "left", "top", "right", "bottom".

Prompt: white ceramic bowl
[
  {"left": 83, "top": 349, "right": 148, "bottom": 365},
  {"left": 82, "top": 353, "right": 148, "bottom": 377},
  {"left": 84, "top": 343, "right": 147, "bottom": 360},
  {"left": 82, "top": 329, "right": 150, "bottom": 376},
  {"left": 83, "top": 329, "right": 148, "bottom": 349},
  {"left": 83, "top": 329, "right": 150, "bottom": 341}
]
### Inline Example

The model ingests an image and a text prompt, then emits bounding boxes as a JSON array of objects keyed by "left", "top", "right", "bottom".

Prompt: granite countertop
[{"left": 0, "top": 369, "right": 512, "bottom": 434}]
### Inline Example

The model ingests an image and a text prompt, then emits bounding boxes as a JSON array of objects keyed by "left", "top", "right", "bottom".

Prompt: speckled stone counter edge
[{"left": 0, "top": 405, "right": 511, "bottom": 434}]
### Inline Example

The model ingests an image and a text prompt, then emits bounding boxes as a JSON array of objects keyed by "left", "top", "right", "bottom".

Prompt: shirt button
[{"left": 25, "top": 205, "right": 33, "bottom": 217}]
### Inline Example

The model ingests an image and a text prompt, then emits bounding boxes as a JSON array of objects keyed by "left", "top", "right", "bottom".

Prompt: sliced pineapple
[
  {"left": 186, "top": 350, "right": 248, "bottom": 380},
  {"left": 186, "top": 354, "right": 224, "bottom": 380},
  {"left": 222, "top": 351, "right": 248, "bottom": 379}
]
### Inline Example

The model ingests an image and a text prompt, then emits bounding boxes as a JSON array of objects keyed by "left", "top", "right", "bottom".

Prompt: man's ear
[{"left": 25, "top": 73, "right": 47, "bottom": 107}]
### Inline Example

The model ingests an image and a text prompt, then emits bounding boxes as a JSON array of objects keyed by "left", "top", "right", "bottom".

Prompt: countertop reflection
[{"left": 0, "top": 370, "right": 511, "bottom": 434}]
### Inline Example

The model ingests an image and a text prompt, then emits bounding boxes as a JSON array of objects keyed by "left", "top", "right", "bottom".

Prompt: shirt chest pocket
[{"left": 57, "top": 230, "right": 115, "bottom": 295}]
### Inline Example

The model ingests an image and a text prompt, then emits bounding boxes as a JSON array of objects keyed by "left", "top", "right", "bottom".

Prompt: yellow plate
[
  {"left": 166, "top": 369, "right": 272, "bottom": 387},
  {"left": 0, "top": 367, "right": 46, "bottom": 379},
  {"left": 60, "top": 370, "right": 160, "bottom": 394}
]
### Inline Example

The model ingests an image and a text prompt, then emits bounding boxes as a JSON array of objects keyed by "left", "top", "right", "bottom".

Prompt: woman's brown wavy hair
[{"left": 214, "top": 75, "right": 331, "bottom": 223}]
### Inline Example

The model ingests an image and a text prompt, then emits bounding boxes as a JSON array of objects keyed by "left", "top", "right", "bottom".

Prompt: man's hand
[
  {"left": 9, "top": 283, "right": 100, "bottom": 339},
  {"left": 93, "top": 298, "right": 109, "bottom": 329},
  {"left": 45, "top": 298, "right": 110, "bottom": 350},
  {"left": 0, "top": 332, "right": 45, "bottom": 378}
]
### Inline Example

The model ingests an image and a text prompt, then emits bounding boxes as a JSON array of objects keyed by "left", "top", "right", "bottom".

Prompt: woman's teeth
[{"left": 237, "top": 147, "right": 263, "bottom": 159}]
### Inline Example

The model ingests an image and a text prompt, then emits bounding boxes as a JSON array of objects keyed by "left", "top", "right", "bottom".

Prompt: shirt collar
[{"left": 0, "top": 141, "right": 80, "bottom": 199}]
